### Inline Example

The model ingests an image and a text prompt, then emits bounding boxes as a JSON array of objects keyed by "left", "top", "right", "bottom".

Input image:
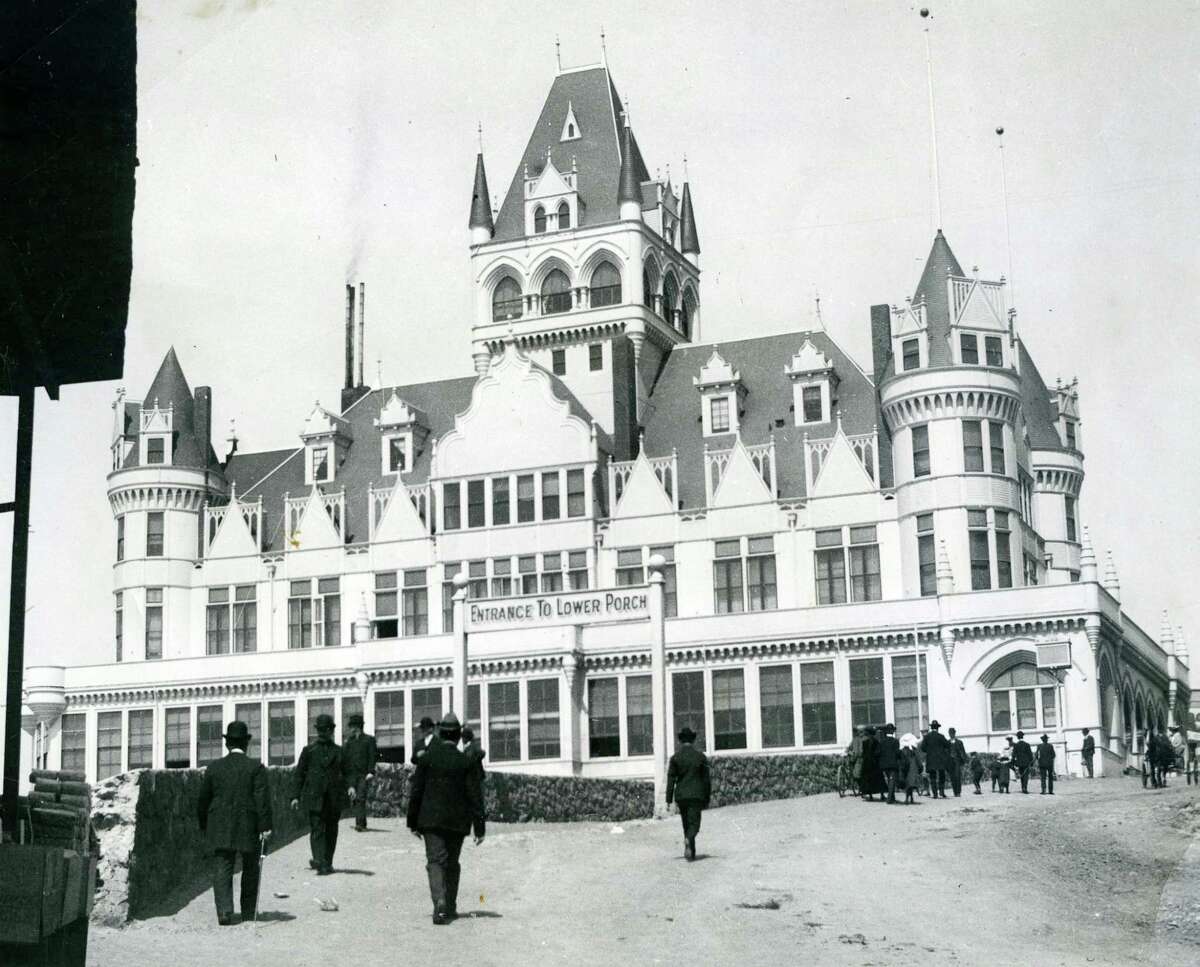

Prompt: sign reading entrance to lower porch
[{"left": 467, "top": 587, "right": 650, "bottom": 630}]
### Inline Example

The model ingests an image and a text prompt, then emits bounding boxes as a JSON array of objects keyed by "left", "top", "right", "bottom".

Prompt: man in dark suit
[
  {"left": 1081, "top": 727, "right": 1095, "bottom": 778},
  {"left": 407, "top": 713, "right": 486, "bottom": 925},
  {"left": 666, "top": 725, "right": 711, "bottom": 861},
  {"left": 1012, "top": 730, "right": 1034, "bottom": 793},
  {"left": 291, "top": 713, "right": 351, "bottom": 875},
  {"left": 343, "top": 713, "right": 377, "bottom": 832},
  {"left": 877, "top": 723, "right": 901, "bottom": 804},
  {"left": 1036, "top": 734, "right": 1057, "bottom": 794},
  {"left": 947, "top": 727, "right": 968, "bottom": 797},
  {"left": 411, "top": 715, "right": 437, "bottom": 764},
  {"left": 920, "top": 720, "right": 952, "bottom": 798},
  {"left": 197, "top": 720, "right": 272, "bottom": 925}
]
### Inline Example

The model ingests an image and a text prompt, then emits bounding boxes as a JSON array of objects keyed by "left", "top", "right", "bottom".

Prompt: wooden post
[
  {"left": 648, "top": 554, "right": 667, "bottom": 817},
  {"left": 451, "top": 573, "right": 468, "bottom": 722}
]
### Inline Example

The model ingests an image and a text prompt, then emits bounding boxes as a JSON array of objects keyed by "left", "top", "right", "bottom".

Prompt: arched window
[
  {"left": 590, "top": 261, "right": 621, "bottom": 307},
  {"left": 662, "top": 274, "right": 678, "bottom": 324},
  {"left": 642, "top": 269, "right": 654, "bottom": 310},
  {"left": 533, "top": 206, "right": 546, "bottom": 233},
  {"left": 541, "top": 269, "right": 571, "bottom": 315},
  {"left": 986, "top": 660, "right": 1059, "bottom": 732},
  {"left": 557, "top": 201, "right": 571, "bottom": 231},
  {"left": 680, "top": 289, "right": 696, "bottom": 340},
  {"left": 492, "top": 277, "right": 523, "bottom": 322}
]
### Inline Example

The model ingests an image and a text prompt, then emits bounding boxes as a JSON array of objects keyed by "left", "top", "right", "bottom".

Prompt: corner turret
[{"left": 469, "top": 151, "right": 494, "bottom": 245}]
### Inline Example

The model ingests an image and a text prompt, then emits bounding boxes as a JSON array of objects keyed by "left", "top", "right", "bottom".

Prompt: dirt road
[{"left": 88, "top": 776, "right": 1198, "bottom": 966}]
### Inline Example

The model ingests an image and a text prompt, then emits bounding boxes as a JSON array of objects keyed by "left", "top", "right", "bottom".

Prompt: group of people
[
  {"left": 846, "top": 721, "right": 1066, "bottom": 804},
  {"left": 196, "top": 710, "right": 486, "bottom": 926},
  {"left": 1144, "top": 726, "right": 1186, "bottom": 789}
]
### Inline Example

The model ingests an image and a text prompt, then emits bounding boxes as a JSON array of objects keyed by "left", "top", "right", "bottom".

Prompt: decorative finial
[
  {"left": 477, "top": 122, "right": 484, "bottom": 153},
  {"left": 377, "top": 357, "right": 383, "bottom": 386},
  {"left": 555, "top": 35, "right": 561, "bottom": 71},
  {"left": 600, "top": 25, "right": 607, "bottom": 64},
  {"left": 683, "top": 153, "right": 689, "bottom": 181}
]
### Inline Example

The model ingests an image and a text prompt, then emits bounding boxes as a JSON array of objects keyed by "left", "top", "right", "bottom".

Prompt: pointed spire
[
  {"left": 680, "top": 180, "right": 700, "bottom": 256},
  {"left": 936, "top": 538, "right": 955, "bottom": 595},
  {"left": 469, "top": 150, "right": 494, "bottom": 240},
  {"left": 617, "top": 113, "right": 642, "bottom": 216},
  {"left": 1079, "top": 526, "right": 1098, "bottom": 582},
  {"left": 1102, "top": 549, "right": 1120, "bottom": 600},
  {"left": 1160, "top": 612, "right": 1175, "bottom": 656}
]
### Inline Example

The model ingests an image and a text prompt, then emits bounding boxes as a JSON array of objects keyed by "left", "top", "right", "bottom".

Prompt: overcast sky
[{"left": 2, "top": 0, "right": 1198, "bottom": 680}]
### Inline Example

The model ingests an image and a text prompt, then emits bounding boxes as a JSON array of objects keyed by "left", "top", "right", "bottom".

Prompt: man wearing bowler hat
[
  {"left": 343, "top": 713, "right": 377, "bottom": 831},
  {"left": 291, "top": 712, "right": 351, "bottom": 875},
  {"left": 1011, "top": 731, "right": 1035, "bottom": 794},
  {"left": 666, "top": 726, "right": 711, "bottom": 861},
  {"left": 920, "top": 720, "right": 952, "bottom": 799},
  {"left": 197, "top": 720, "right": 273, "bottom": 925},
  {"left": 1036, "top": 733, "right": 1057, "bottom": 794},
  {"left": 407, "top": 712, "right": 486, "bottom": 925},
  {"left": 411, "top": 715, "right": 438, "bottom": 764}
]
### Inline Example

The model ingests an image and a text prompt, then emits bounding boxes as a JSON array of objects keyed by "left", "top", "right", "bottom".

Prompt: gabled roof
[
  {"left": 643, "top": 331, "right": 889, "bottom": 508},
  {"left": 913, "top": 230, "right": 964, "bottom": 366},
  {"left": 493, "top": 67, "right": 650, "bottom": 241}
]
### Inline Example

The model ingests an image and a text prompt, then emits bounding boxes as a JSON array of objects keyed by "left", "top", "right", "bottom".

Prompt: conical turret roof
[
  {"left": 679, "top": 182, "right": 700, "bottom": 254},
  {"left": 617, "top": 118, "right": 642, "bottom": 207},
  {"left": 129, "top": 347, "right": 213, "bottom": 470},
  {"left": 912, "top": 230, "right": 964, "bottom": 366},
  {"left": 469, "top": 152, "right": 494, "bottom": 233}
]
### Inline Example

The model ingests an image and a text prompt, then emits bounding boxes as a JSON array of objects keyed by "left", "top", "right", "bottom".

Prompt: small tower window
[
  {"left": 590, "top": 261, "right": 621, "bottom": 307},
  {"left": 643, "top": 269, "right": 654, "bottom": 310},
  {"left": 557, "top": 201, "right": 571, "bottom": 230},
  {"left": 534, "top": 206, "right": 546, "bottom": 233},
  {"left": 902, "top": 338, "right": 921, "bottom": 371},
  {"left": 568, "top": 123, "right": 575, "bottom": 138},
  {"left": 147, "top": 437, "right": 165, "bottom": 464},
  {"left": 541, "top": 269, "right": 571, "bottom": 315},
  {"left": 662, "top": 274, "right": 679, "bottom": 326},
  {"left": 681, "top": 290, "right": 696, "bottom": 340},
  {"left": 492, "top": 277, "right": 523, "bottom": 321}
]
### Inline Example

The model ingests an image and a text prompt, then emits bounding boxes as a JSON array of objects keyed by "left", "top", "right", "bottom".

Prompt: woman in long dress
[{"left": 860, "top": 725, "right": 885, "bottom": 801}]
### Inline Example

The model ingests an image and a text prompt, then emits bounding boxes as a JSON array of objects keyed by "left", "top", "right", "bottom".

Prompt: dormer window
[
  {"left": 300, "top": 404, "right": 352, "bottom": 486},
  {"left": 985, "top": 336, "right": 1004, "bottom": 367},
  {"left": 541, "top": 269, "right": 571, "bottom": 315},
  {"left": 147, "top": 437, "right": 166, "bottom": 464},
  {"left": 312, "top": 446, "right": 331, "bottom": 483},
  {"left": 1064, "top": 419, "right": 1077, "bottom": 450},
  {"left": 386, "top": 436, "right": 409, "bottom": 474},
  {"left": 557, "top": 201, "right": 571, "bottom": 230},
  {"left": 890, "top": 301, "right": 928, "bottom": 373},
  {"left": 785, "top": 339, "right": 837, "bottom": 427},
  {"left": 694, "top": 347, "right": 745, "bottom": 437},
  {"left": 902, "top": 339, "right": 921, "bottom": 371},
  {"left": 710, "top": 397, "right": 731, "bottom": 434},
  {"left": 492, "top": 277, "right": 523, "bottom": 321},
  {"left": 534, "top": 206, "right": 547, "bottom": 233},
  {"left": 375, "top": 390, "right": 429, "bottom": 477}
]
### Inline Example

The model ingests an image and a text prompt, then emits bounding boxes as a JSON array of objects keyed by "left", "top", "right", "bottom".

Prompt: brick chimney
[{"left": 194, "top": 386, "right": 212, "bottom": 465}]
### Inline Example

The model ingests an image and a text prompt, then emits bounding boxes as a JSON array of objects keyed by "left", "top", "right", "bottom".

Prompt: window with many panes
[
  {"left": 713, "top": 540, "right": 743, "bottom": 613},
  {"left": 443, "top": 481, "right": 461, "bottom": 531},
  {"left": 590, "top": 262, "right": 621, "bottom": 307},
  {"left": 891, "top": 654, "right": 929, "bottom": 736},
  {"left": 588, "top": 678, "right": 620, "bottom": 757},
  {"left": 146, "top": 588, "right": 163, "bottom": 659},
  {"left": 985, "top": 336, "right": 1003, "bottom": 367},
  {"left": 267, "top": 701, "right": 294, "bottom": 766},
  {"left": 492, "top": 476, "right": 510, "bottom": 525},
  {"left": 165, "top": 707, "right": 191, "bottom": 768},
  {"left": 626, "top": 675, "right": 653, "bottom": 756},
  {"left": 551, "top": 348, "right": 566, "bottom": 376},
  {"left": 672, "top": 671, "right": 706, "bottom": 751},
  {"left": 902, "top": 338, "right": 920, "bottom": 371},
  {"left": 492, "top": 277, "right": 523, "bottom": 321},
  {"left": 712, "top": 669, "right": 747, "bottom": 750},
  {"left": 147, "top": 511, "right": 164, "bottom": 557},
  {"left": 801, "top": 661, "right": 837, "bottom": 745},
  {"left": 488, "top": 681, "right": 521, "bottom": 761},
  {"left": 541, "top": 269, "right": 571, "bottom": 314},
  {"left": 288, "top": 578, "right": 340, "bottom": 648},
  {"left": 995, "top": 511, "right": 1013, "bottom": 588},
  {"left": 490, "top": 559, "right": 512, "bottom": 598},
  {"left": 403, "top": 569, "right": 429, "bottom": 636},
  {"left": 566, "top": 468, "right": 586, "bottom": 517},
  {"left": 1065, "top": 496, "right": 1077, "bottom": 543},
  {"left": 206, "top": 588, "right": 231, "bottom": 655},
  {"left": 710, "top": 397, "right": 730, "bottom": 434},
  {"left": 759, "top": 665, "right": 795, "bottom": 748},
  {"left": 235, "top": 703, "right": 262, "bottom": 760},
  {"left": 60, "top": 713, "right": 86, "bottom": 772},
  {"left": 848, "top": 526, "right": 881, "bottom": 602},
  {"left": 988, "top": 663, "right": 1059, "bottom": 732},
  {"left": 968, "top": 509, "right": 992, "bottom": 590},
  {"left": 917, "top": 513, "right": 936, "bottom": 596},
  {"left": 97, "top": 711, "right": 122, "bottom": 779},
  {"left": 197, "top": 705, "right": 224, "bottom": 766},
  {"left": 128, "top": 710, "right": 154, "bottom": 767},
  {"left": 467, "top": 479, "right": 486, "bottom": 528},
  {"left": 849, "top": 657, "right": 885, "bottom": 727},
  {"left": 374, "top": 572, "right": 399, "bottom": 638},
  {"left": 815, "top": 527, "right": 880, "bottom": 604},
  {"left": 912, "top": 424, "right": 930, "bottom": 477},
  {"left": 527, "top": 679, "right": 560, "bottom": 759},
  {"left": 815, "top": 529, "right": 847, "bottom": 604},
  {"left": 312, "top": 446, "right": 331, "bottom": 482},
  {"left": 960, "top": 332, "right": 979, "bottom": 365},
  {"left": 114, "top": 592, "right": 123, "bottom": 662},
  {"left": 374, "top": 691, "right": 405, "bottom": 763},
  {"left": 517, "top": 475, "right": 535, "bottom": 522},
  {"left": 541, "top": 471, "right": 560, "bottom": 519},
  {"left": 746, "top": 537, "right": 778, "bottom": 610}
]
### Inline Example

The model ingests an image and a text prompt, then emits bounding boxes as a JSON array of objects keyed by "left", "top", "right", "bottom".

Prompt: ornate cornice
[
  {"left": 882, "top": 387, "right": 1020, "bottom": 433},
  {"left": 109, "top": 483, "right": 209, "bottom": 515}
]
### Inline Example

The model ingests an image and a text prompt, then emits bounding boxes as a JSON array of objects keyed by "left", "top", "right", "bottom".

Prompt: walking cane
[{"left": 253, "top": 833, "right": 268, "bottom": 926}]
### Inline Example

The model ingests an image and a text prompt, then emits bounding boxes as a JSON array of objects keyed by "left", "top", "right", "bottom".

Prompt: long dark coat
[
  {"left": 860, "top": 735, "right": 884, "bottom": 794},
  {"left": 899, "top": 747, "right": 922, "bottom": 790},
  {"left": 1011, "top": 739, "right": 1034, "bottom": 769},
  {"left": 291, "top": 737, "right": 347, "bottom": 813},
  {"left": 920, "top": 730, "right": 952, "bottom": 771},
  {"left": 342, "top": 731, "right": 378, "bottom": 791},
  {"left": 667, "top": 744, "right": 712, "bottom": 806},
  {"left": 407, "top": 737, "right": 486, "bottom": 837},
  {"left": 198, "top": 751, "right": 272, "bottom": 853},
  {"left": 877, "top": 734, "right": 902, "bottom": 771}
]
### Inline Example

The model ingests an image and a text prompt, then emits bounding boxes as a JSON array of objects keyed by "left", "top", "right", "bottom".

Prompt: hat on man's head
[
  {"left": 883, "top": 723, "right": 896, "bottom": 734},
  {"left": 1040, "top": 734, "right": 1049, "bottom": 741},
  {"left": 439, "top": 712, "right": 461, "bottom": 729},
  {"left": 1015, "top": 730, "right": 1024, "bottom": 738},
  {"left": 224, "top": 721, "right": 250, "bottom": 742},
  {"left": 419, "top": 716, "right": 435, "bottom": 730},
  {"left": 929, "top": 720, "right": 941, "bottom": 730},
  {"left": 678, "top": 726, "right": 697, "bottom": 743},
  {"left": 315, "top": 713, "right": 335, "bottom": 732},
  {"left": 348, "top": 713, "right": 364, "bottom": 727}
]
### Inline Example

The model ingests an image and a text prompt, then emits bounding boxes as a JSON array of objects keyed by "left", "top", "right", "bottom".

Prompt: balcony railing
[
  {"left": 491, "top": 299, "right": 524, "bottom": 322},
  {"left": 589, "top": 284, "right": 621, "bottom": 308},
  {"left": 541, "top": 292, "right": 572, "bottom": 315}
]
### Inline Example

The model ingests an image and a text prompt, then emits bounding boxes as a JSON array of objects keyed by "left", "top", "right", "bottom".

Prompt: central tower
[{"left": 468, "top": 60, "right": 700, "bottom": 459}]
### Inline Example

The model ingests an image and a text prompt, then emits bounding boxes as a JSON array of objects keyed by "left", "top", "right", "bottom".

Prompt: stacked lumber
[{"left": 26, "top": 771, "right": 93, "bottom": 855}]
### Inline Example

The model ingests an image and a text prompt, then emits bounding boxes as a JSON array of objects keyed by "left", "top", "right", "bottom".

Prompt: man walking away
[
  {"left": 411, "top": 716, "right": 437, "bottom": 765},
  {"left": 1012, "top": 731, "right": 1034, "bottom": 794},
  {"left": 920, "top": 721, "right": 952, "bottom": 799},
  {"left": 666, "top": 726, "right": 711, "bottom": 861},
  {"left": 878, "top": 724, "right": 901, "bottom": 804},
  {"left": 343, "top": 713, "right": 377, "bottom": 832},
  {"left": 1081, "top": 728, "right": 1095, "bottom": 778},
  {"left": 969, "top": 752, "right": 985, "bottom": 794},
  {"left": 197, "top": 721, "right": 272, "bottom": 925},
  {"left": 291, "top": 713, "right": 350, "bottom": 875},
  {"left": 947, "top": 727, "right": 968, "bottom": 797},
  {"left": 407, "top": 713, "right": 486, "bottom": 924},
  {"left": 1036, "top": 734, "right": 1056, "bottom": 794},
  {"left": 1145, "top": 730, "right": 1160, "bottom": 788}
]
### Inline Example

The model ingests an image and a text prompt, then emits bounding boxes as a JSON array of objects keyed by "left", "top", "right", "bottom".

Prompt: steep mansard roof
[
  {"left": 492, "top": 66, "right": 651, "bottom": 241},
  {"left": 642, "top": 331, "right": 890, "bottom": 508}
]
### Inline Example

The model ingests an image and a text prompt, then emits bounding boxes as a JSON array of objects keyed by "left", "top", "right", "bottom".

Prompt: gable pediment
[
  {"left": 529, "top": 159, "right": 573, "bottom": 201},
  {"left": 301, "top": 404, "right": 350, "bottom": 442},
  {"left": 784, "top": 338, "right": 834, "bottom": 379},
  {"left": 375, "top": 391, "right": 426, "bottom": 430},
  {"left": 712, "top": 439, "right": 774, "bottom": 507},
  {"left": 288, "top": 487, "right": 343, "bottom": 551},
  {"left": 207, "top": 502, "right": 259, "bottom": 558},
  {"left": 891, "top": 302, "right": 928, "bottom": 337},
  {"left": 810, "top": 429, "right": 877, "bottom": 498},
  {"left": 951, "top": 278, "right": 1007, "bottom": 331},
  {"left": 373, "top": 476, "right": 432, "bottom": 543},
  {"left": 693, "top": 347, "right": 740, "bottom": 390},
  {"left": 613, "top": 452, "right": 676, "bottom": 518},
  {"left": 435, "top": 344, "right": 594, "bottom": 478}
]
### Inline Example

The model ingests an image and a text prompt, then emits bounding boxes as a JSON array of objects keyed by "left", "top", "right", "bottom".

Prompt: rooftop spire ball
[
  {"left": 920, "top": 8, "right": 930, "bottom": 17},
  {"left": 996, "top": 126, "right": 1005, "bottom": 135}
]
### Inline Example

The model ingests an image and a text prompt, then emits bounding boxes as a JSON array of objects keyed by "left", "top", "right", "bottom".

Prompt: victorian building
[{"left": 20, "top": 60, "right": 1192, "bottom": 785}]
